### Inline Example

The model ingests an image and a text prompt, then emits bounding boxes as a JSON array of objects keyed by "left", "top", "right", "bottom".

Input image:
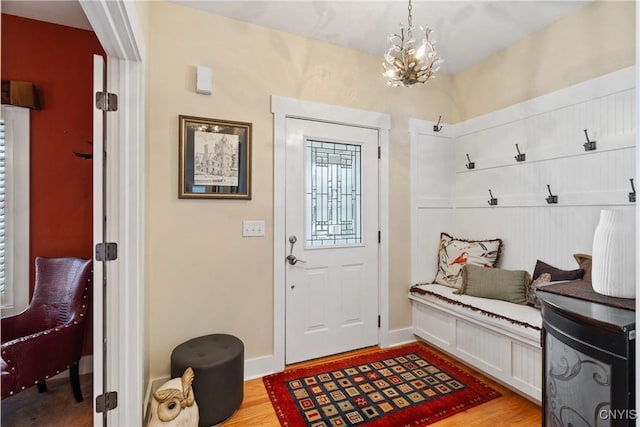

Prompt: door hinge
[
  {"left": 96, "top": 242, "right": 118, "bottom": 262},
  {"left": 378, "top": 146, "right": 381, "bottom": 159},
  {"left": 629, "top": 330, "right": 636, "bottom": 341},
  {"left": 96, "top": 391, "right": 118, "bottom": 413},
  {"left": 96, "top": 91, "right": 118, "bottom": 112},
  {"left": 378, "top": 231, "right": 381, "bottom": 244},
  {"left": 378, "top": 315, "right": 381, "bottom": 328}
]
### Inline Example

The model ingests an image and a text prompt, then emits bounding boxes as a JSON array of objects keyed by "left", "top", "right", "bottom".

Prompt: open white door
[
  {"left": 81, "top": 1, "right": 145, "bottom": 423},
  {"left": 92, "top": 54, "right": 106, "bottom": 426}
]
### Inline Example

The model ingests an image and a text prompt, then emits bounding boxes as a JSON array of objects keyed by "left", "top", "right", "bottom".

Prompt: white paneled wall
[
  {"left": 410, "top": 119, "right": 455, "bottom": 283},
  {"left": 411, "top": 66, "right": 636, "bottom": 282},
  {"left": 455, "top": 206, "right": 634, "bottom": 272}
]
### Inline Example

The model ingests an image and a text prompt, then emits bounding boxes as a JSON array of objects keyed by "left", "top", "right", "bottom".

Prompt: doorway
[
  {"left": 272, "top": 96, "right": 391, "bottom": 371},
  {"left": 284, "top": 118, "right": 380, "bottom": 364}
]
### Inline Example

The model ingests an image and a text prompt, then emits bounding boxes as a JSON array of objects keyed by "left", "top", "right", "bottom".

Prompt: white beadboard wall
[
  {"left": 410, "top": 119, "right": 455, "bottom": 284},
  {"left": 411, "top": 66, "right": 636, "bottom": 282}
]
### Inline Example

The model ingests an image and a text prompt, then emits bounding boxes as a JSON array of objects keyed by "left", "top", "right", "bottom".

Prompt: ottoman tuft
[{"left": 171, "top": 334, "right": 244, "bottom": 426}]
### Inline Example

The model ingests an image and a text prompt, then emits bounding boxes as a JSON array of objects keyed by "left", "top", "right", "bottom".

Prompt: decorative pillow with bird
[{"left": 433, "top": 232, "right": 503, "bottom": 289}]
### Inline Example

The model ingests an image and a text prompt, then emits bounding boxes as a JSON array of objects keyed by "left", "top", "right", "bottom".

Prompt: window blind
[{"left": 0, "top": 119, "right": 5, "bottom": 299}]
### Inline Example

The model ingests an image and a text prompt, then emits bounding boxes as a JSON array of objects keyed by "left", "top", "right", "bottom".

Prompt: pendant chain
[{"left": 407, "top": 0, "right": 413, "bottom": 39}]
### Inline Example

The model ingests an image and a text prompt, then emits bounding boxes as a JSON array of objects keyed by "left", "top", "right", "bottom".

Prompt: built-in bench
[{"left": 409, "top": 284, "right": 542, "bottom": 403}]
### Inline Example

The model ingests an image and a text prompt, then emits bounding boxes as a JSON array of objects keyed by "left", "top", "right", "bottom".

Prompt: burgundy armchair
[{"left": 1, "top": 257, "right": 92, "bottom": 402}]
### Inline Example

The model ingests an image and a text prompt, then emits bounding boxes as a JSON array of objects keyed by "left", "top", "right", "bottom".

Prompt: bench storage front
[{"left": 409, "top": 284, "right": 542, "bottom": 403}]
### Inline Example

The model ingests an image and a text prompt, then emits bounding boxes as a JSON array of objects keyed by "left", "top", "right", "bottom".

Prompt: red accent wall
[{"left": 2, "top": 14, "right": 105, "bottom": 354}]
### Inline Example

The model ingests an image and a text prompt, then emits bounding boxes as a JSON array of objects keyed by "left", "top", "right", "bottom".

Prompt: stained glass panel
[{"left": 306, "top": 140, "right": 362, "bottom": 247}]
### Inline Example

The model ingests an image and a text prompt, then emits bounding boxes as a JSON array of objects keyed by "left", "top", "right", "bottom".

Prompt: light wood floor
[
  {"left": 0, "top": 342, "right": 541, "bottom": 426},
  {"left": 224, "top": 341, "right": 541, "bottom": 427}
]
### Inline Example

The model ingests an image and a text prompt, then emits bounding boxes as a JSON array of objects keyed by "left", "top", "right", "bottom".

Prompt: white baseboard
[
  {"left": 143, "top": 354, "right": 278, "bottom": 422},
  {"left": 48, "top": 355, "right": 93, "bottom": 382},
  {"left": 143, "top": 333, "right": 417, "bottom": 420},
  {"left": 244, "top": 354, "right": 279, "bottom": 380},
  {"left": 79, "top": 355, "right": 93, "bottom": 375},
  {"left": 143, "top": 376, "right": 170, "bottom": 425},
  {"left": 380, "top": 327, "right": 416, "bottom": 348}
]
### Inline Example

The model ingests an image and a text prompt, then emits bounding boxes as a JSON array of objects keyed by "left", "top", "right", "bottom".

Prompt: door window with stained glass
[{"left": 305, "top": 140, "right": 362, "bottom": 247}]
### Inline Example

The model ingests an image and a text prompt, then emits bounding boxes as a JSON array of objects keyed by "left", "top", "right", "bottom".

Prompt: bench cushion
[{"left": 410, "top": 283, "right": 542, "bottom": 331}]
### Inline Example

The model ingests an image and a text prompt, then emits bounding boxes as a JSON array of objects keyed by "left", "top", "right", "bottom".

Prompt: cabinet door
[{"left": 543, "top": 327, "right": 633, "bottom": 427}]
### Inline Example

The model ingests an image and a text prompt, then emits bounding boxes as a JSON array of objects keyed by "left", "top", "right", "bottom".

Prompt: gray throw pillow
[{"left": 458, "top": 264, "right": 531, "bottom": 304}]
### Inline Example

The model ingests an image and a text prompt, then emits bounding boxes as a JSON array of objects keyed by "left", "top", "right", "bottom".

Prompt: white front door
[{"left": 285, "top": 118, "right": 379, "bottom": 364}]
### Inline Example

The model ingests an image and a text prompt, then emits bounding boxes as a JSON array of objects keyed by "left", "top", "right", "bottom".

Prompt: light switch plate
[{"left": 243, "top": 220, "right": 265, "bottom": 237}]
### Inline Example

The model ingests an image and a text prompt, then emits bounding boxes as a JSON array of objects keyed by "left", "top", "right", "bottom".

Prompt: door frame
[
  {"left": 271, "top": 96, "right": 390, "bottom": 372},
  {"left": 79, "top": 1, "right": 145, "bottom": 425}
]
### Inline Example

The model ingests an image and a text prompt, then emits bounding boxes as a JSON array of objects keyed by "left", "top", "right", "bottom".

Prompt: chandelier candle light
[{"left": 383, "top": 0, "right": 443, "bottom": 87}]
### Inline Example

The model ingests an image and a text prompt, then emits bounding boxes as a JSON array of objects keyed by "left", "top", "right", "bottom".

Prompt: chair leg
[
  {"left": 37, "top": 381, "right": 47, "bottom": 393},
  {"left": 70, "top": 365, "right": 83, "bottom": 403}
]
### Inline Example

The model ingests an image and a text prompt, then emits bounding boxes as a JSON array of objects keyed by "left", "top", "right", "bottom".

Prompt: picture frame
[{"left": 178, "top": 115, "right": 252, "bottom": 199}]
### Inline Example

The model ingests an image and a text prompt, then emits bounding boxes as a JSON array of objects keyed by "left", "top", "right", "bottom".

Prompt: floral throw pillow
[{"left": 433, "top": 232, "right": 503, "bottom": 289}]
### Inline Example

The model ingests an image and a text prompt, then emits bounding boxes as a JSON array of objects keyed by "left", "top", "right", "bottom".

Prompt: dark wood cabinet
[{"left": 538, "top": 291, "right": 635, "bottom": 427}]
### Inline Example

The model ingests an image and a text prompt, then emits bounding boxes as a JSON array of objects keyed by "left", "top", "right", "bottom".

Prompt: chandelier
[{"left": 383, "top": 0, "right": 443, "bottom": 87}]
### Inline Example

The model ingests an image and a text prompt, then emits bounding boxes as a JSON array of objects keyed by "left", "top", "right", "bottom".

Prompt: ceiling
[
  {"left": 1, "top": 0, "right": 591, "bottom": 74},
  {"left": 1, "top": 1, "right": 92, "bottom": 31}
]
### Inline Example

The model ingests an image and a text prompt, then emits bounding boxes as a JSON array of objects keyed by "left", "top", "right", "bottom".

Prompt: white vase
[{"left": 591, "top": 209, "right": 635, "bottom": 299}]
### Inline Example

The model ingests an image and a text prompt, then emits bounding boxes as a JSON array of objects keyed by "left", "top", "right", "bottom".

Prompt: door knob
[{"left": 286, "top": 236, "right": 305, "bottom": 265}]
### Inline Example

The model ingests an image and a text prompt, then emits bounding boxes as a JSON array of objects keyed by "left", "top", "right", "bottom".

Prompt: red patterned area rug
[{"left": 263, "top": 343, "right": 500, "bottom": 426}]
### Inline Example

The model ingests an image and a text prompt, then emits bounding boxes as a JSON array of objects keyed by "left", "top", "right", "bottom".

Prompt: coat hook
[
  {"left": 583, "top": 129, "right": 596, "bottom": 151},
  {"left": 465, "top": 153, "right": 475, "bottom": 170},
  {"left": 487, "top": 189, "right": 498, "bottom": 206},
  {"left": 546, "top": 184, "right": 558, "bottom": 204},
  {"left": 433, "top": 115, "right": 443, "bottom": 132},
  {"left": 514, "top": 144, "right": 526, "bottom": 162},
  {"left": 629, "top": 178, "right": 636, "bottom": 203}
]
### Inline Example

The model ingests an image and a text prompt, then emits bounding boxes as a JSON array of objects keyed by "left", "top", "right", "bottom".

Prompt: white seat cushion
[{"left": 410, "top": 283, "right": 542, "bottom": 331}]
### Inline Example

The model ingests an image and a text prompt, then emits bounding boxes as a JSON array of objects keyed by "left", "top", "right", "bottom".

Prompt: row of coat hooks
[
  {"left": 468, "top": 149, "right": 528, "bottom": 169},
  {"left": 485, "top": 179, "right": 636, "bottom": 206},
  {"left": 465, "top": 129, "right": 598, "bottom": 170}
]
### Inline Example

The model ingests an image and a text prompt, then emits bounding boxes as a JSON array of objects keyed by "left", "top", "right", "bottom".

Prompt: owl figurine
[{"left": 148, "top": 367, "right": 199, "bottom": 427}]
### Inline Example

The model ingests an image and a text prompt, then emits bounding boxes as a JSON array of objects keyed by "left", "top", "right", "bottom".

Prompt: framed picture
[{"left": 179, "top": 115, "right": 252, "bottom": 199}]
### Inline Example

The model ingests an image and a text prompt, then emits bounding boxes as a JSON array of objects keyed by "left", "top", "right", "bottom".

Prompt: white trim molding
[
  {"left": 271, "top": 96, "right": 391, "bottom": 373},
  {"left": 144, "top": 353, "right": 286, "bottom": 423},
  {"left": 636, "top": 3, "right": 640, "bottom": 415},
  {"left": 80, "top": 1, "right": 145, "bottom": 425},
  {"left": 382, "top": 328, "right": 416, "bottom": 348}
]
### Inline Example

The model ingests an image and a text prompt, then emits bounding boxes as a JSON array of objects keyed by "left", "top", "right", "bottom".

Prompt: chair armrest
[
  {"left": 1, "top": 321, "right": 87, "bottom": 387},
  {"left": 0, "top": 309, "right": 36, "bottom": 343}
]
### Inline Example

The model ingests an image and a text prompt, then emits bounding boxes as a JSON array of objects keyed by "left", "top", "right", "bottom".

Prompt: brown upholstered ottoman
[{"left": 171, "top": 334, "right": 244, "bottom": 426}]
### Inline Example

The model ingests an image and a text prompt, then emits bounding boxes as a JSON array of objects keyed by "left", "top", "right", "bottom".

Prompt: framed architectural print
[{"left": 179, "top": 115, "right": 252, "bottom": 199}]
